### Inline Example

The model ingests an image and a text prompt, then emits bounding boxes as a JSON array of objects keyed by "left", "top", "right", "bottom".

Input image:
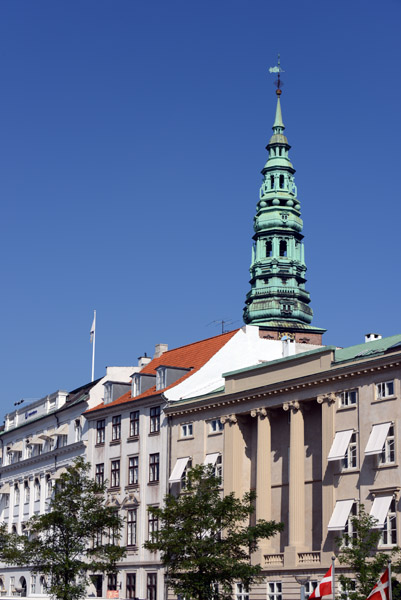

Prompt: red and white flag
[
  {"left": 309, "top": 565, "right": 333, "bottom": 599},
  {"left": 366, "top": 568, "right": 390, "bottom": 600}
]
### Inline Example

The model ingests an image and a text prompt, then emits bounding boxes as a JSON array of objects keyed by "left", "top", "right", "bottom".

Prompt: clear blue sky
[{"left": 1, "top": 0, "right": 400, "bottom": 415}]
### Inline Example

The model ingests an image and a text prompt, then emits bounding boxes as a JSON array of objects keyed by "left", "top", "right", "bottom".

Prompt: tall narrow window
[
  {"left": 148, "top": 508, "right": 159, "bottom": 542},
  {"left": 149, "top": 454, "right": 160, "bottom": 483},
  {"left": 268, "top": 582, "right": 282, "bottom": 600},
  {"left": 343, "top": 503, "right": 358, "bottom": 547},
  {"left": 111, "top": 460, "right": 120, "bottom": 488},
  {"left": 96, "top": 420, "right": 105, "bottom": 444},
  {"left": 147, "top": 574, "right": 157, "bottom": 600},
  {"left": 130, "top": 411, "right": 140, "bottom": 437},
  {"left": 112, "top": 416, "right": 121, "bottom": 441},
  {"left": 270, "top": 175, "right": 274, "bottom": 189},
  {"left": 128, "top": 456, "right": 139, "bottom": 485},
  {"left": 127, "top": 509, "right": 137, "bottom": 546},
  {"left": 379, "top": 499, "right": 397, "bottom": 546},
  {"left": 34, "top": 478, "right": 40, "bottom": 501},
  {"left": 95, "top": 464, "right": 105, "bottom": 486},
  {"left": 150, "top": 407, "right": 161, "bottom": 434},
  {"left": 266, "top": 240, "right": 273, "bottom": 257},
  {"left": 126, "top": 574, "right": 136, "bottom": 600},
  {"left": 279, "top": 240, "right": 287, "bottom": 257},
  {"left": 107, "top": 575, "right": 117, "bottom": 592},
  {"left": 14, "top": 483, "right": 20, "bottom": 505},
  {"left": 379, "top": 426, "right": 395, "bottom": 465},
  {"left": 279, "top": 174, "right": 284, "bottom": 188},
  {"left": 342, "top": 433, "right": 357, "bottom": 470}
]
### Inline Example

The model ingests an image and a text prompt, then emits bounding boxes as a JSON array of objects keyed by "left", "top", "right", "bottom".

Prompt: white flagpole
[
  {"left": 332, "top": 555, "right": 336, "bottom": 600},
  {"left": 388, "top": 560, "right": 392, "bottom": 600},
  {"left": 91, "top": 310, "right": 96, "bottom": 382}
]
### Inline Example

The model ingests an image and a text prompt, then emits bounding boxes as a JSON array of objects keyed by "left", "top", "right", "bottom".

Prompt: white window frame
[
  {"left": 379, "top": 425, "right": 395, "bottom": 465},
  {"left": 268, "top": 581, "right": 282, "bottom": 600},
  {"left": 339, "top": 390, "right": 358, "bottom": 407},
  {"left": 342, "top": 502, "right": 357, "bottom": 547},
  {"left": 181, "top": 423, "right": 193, "bottom": 438},
  {"left": 156, "top": 367, "right": 166, "bottom": 391},
  {"left": 305, "top": 581, "right": 318, "bottom": 599},
  {"left": 379, "top": 498, "right": 397, "bottom": 547},
  {"left": 342, "top": 433, "right": 357, "bottom": 470},
  {"left": 376, "top": 380, "right": 395, "bottom": 400},
  {"left": 209, "top": 419, "right": 224, "bottom": 434},
  {"left": 236, "top": 583, "right": 249, "bottom": 600}
]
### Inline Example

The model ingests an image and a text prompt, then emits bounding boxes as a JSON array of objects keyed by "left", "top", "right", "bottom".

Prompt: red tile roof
[{"left": 85, "top": 329, "right": 238, "bottom": 414}]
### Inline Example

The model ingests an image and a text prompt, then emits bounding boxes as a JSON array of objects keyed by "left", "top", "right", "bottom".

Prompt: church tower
[{"left": 243, "top": 70, "right": 325, "bottom": 344}]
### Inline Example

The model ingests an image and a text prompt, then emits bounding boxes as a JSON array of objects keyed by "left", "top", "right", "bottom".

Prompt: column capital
[
  {"left": 317, "top": 393, "right": 337, "bottom": 405},
  {"left": 283, "top": 400, "right": 300, "bottom": 413},
  {"left": 220, "top": 414, "right": 237, "bottom": 426},
  {"left": 250, "top": 407, "right": 269, "bottom": 419}
]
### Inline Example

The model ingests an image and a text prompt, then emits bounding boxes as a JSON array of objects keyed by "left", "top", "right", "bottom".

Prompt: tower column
[{"left": 284, "top": 401, "right": 306, "bottom": 566}]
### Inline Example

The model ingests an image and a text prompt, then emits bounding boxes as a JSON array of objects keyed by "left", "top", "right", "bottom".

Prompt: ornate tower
[{"left": 243, "top": 75, "right": 325, "bottom": 344}]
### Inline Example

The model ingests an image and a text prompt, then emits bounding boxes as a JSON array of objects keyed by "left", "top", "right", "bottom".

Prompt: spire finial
[{"left": 269, "top": 53, "right": 285, "bottom": 96}]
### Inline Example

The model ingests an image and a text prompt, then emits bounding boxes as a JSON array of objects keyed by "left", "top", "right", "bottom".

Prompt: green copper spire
[{"left": 243, "top": 84, "right": 324, "bottom": 339}]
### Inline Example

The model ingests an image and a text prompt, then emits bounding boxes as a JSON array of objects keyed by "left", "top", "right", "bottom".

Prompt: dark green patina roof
[{"left": 334, "top": 334, "right": 401, "bottom": 364}]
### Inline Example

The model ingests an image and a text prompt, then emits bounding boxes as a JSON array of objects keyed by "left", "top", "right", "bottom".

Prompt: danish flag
[
  {"left": 309, "top": 565, "right": 333, "bottom": 599},
  {"left": 366, "top": 568, "right": 390, "bottom": 600}
]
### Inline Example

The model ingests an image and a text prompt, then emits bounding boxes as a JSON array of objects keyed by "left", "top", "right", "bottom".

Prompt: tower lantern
[{"left": 243, "top": 60, "right": 325, "bottom": 344}]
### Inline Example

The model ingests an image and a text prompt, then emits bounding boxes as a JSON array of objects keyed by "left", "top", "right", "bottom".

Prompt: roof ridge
[{"left": 157, "top": 328, "right": 239, "bottom": 355}]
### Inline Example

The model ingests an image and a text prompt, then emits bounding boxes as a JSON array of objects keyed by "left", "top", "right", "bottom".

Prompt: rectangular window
[
  {"left": 215, "top": 454, "right": 223, "bottom": 480},
  {"left": 340, "top": 390, "right": 358, "bottom": 407},
  {"left": 112, "top": 415, "right": 121, "bottom": 441},
  {"left": 150, "top": 407, "right": 161, "bottom": 433},
  {"left": 127, "top": 509, "right": 137, "bottom": 546},
  {"left": 111, "top": 460, "right": 120, "bottom": 488},
  {"left": 128, "top": 456, "right": 139, "bottom": 485},
  {"left": 149, "top": 453, "right": 160, "bottom": 483},
  {"left": 181, "top": 459, "right": 193, "bottom": 490},
  {"left": 148, "top": 508, "right": 159, "bottom": 542},
  {"left": 268, "top": 582, "right": 282, "bottom": 600},
  {"left": 376, "top": 381, "right": 395, "bottom": 400},
  {"left": 96, "top": 420, "right": 105, "bottom": 444},
  {"left": 343, "top": 503, "right": 357, "bottom": 546},
  {"left": 209, "top": 419, "right": 224, "bottom": 433},
  {"left": 75, "top": 420, "right": 82, "bottom": 442},
  {"left": 305, "top": 582, "right": 318, "bottom": 599},
  {"left": 130, "top": 411, "right": 140, "bottom": 437},
  {"left": 95, "top": 463, "right": 104, "bottom": 486},
  {"left": 379, "top": 498, "right": 397, "bottom": 546},
  {"left": 126, "top": 574, "right": 136, "bottom": 600},
  {"left": 342, "top": 433, "right": 357, "bottom": 470},
  {"left": 107, "top": 574, "right": 117, "bottom": 591},
  {"left": 30, "top": 576, "right": 36, "bottom": 594},
  {"left": 181, "top": 423, "right": 193, "bottom": 438},
  {"left": 379, "top": 425, "right": 395, "bottom": 465},
  {"left": 147, "top": 573, "right": 157, "bottom": 600},
  {"left": 236, "top": 583, "right": 249, "bottom": 600}
]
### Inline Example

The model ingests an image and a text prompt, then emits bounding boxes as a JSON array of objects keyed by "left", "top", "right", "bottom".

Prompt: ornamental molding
[
  {"left": 250, "top": 407, "right": 268, "bottom": 419},
  {"left": 220, "top": 414, "right": 237, "bottom": 426},
  {"left": 317, "top": 393, "right": 337, "bottom": 406},
  {"left": 282, "top": 400, "right": 300, "bottom": 413}
]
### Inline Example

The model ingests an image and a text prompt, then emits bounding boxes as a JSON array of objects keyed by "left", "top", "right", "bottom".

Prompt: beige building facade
[{"left": 166, "top": 333, "right": 401, "bottom": 600}]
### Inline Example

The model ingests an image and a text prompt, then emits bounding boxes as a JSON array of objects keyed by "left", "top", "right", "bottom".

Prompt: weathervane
[{"left": 269, "top": 53, "right": 284, "bottom": 94}]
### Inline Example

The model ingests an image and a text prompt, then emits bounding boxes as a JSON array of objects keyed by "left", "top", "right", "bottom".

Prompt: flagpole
[
  {"left": 388, "top": 560, "right": 392, "bottom": 600},
  {"left": 332, "top": 555, "right": 336, "bottom": 600},
  {"left": 91, "top": 310, "right": 96, "bottom": 382}
]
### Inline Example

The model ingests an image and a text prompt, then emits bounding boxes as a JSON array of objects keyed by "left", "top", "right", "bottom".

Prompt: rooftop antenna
[
  {"left": 207, "top": 319, "right": 235, "bottom": 335},
  {"left": 269, "top": 53, "right": 285, "bottom": 93}
]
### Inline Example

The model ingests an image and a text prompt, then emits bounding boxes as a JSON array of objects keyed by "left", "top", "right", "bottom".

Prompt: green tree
[
  {"left": 336, "top": 504, "right": 400, "bottom": 600},
  {"left": 144, "top": 464, "right": 283, "bottom": 600},
  {"left": 0, "top": 458, "right": 125, "bottom": 600}
]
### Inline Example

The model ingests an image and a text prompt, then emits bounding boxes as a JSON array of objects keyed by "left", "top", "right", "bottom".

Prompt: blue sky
[{"left": 0, "top": 0, "right": 400, "bottom": 415}]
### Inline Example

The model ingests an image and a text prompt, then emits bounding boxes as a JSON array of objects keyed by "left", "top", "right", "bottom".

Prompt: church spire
[{"left": 243, "top": 62, "right": 325, "bottom": 343}]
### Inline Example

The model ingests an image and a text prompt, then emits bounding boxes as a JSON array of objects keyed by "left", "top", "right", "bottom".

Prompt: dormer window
[
  {"left": 132, "top": 374, "right": 141, "bottom": 398},
  {"left": 156, "top": 367, "right": 167, "bottom": 391}
]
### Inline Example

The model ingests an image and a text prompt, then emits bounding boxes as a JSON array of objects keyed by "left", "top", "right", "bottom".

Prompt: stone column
[
  {"left": 317, "top": 393, "right": 336, "bottom": 555},
  {"left": 221, "top": 414, "right": 244, "bottom": 498},
  {"left": 250, "top": 408, "right": 272, "bottom": 522},
  {"left": 284, "top": 401, "right": 305, "bottom": 566}
]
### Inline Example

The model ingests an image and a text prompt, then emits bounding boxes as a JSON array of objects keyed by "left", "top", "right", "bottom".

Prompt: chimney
[
  {"left": 138, "top": 353, "right": 152, "bottom": 368},
  {"left": 365, "top": 333, "right": 382, "bottom": 343},
  {"left": 154, "top": 343, "right": 168, "bottom": 358}
]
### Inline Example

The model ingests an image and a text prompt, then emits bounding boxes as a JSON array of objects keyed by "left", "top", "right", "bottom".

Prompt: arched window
[
  {"left": 34, "top": 478, "right": 40, "bottom": 502},
  {"left": 14, "top": 484, "right": 20, "bottom": 505},
  {"left": 279, "top": 241, "right": 287, "bottom": 257},
  {"left": 46, "top": 474, "right": 53, "bottom": 498},
  {"left": 265, "top": 240, "right": 273, "bottom": 257},
  {"left": 12, "top": 524, "right": 17, "bottom": 534},
  {"left": 24, "top": 481, "right": 30, "bottom": 504}
]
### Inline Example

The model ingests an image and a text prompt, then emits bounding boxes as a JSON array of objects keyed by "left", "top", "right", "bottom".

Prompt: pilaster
[
  {"left": 317, "top": 393, "right": 337, "bottom": 556},
  {"left": 221, "top": 414, "right": 244, "bottom": 498}
]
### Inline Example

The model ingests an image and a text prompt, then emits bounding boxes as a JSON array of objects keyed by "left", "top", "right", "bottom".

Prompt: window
[
  {"left": 279, "top": 240, "right": 287, "bottom": 257},
  {"left": 209, "top": 419, "right": 223, "bottom": 434},
  {"left": 130, "top": 411, "right": 140, "bottom": 437},
  {"left": 343, "top": 503, "right": 357, "bottom": 546},
  {"left": 46, "top": 475, "right": 52, "bottom": 498},
  {"left": 279, "top": 174, "right": 284, "bottom": 189},
  {"left": 150, "top": 407, "right": 161, "bottom": 433},
  {"left": 107, "top": 574, "right": 117, "bottom": 591},
  {"left": 379, "top": 425, "right": 395, "bottom": 465},
  {"left": 94, "top": 529, "right": 103, "bottom": 547},
  {"left": 58, "top": 434, "right": 68, "bottom": 448},
  {"left": 181, "top": 423, "right": 193, "bottom": 438},
  {"left": 181, "top": 459, "right": 193, "bottom": 490},
  {"left": 305, "top": 582, "right": 318, "bottom": 599},
  {"left": 340, "top": 390, "right": 358, "bottom": 407},
  {"left": 126, "top": 574, "right": 136, "bottom": 600},
  {"left": 24, "top": 481, "right": 30, "bottom": 504},
  {"left": 112, "top": 416, "right": 121, "bottom": 441},
  {"left": 14, "top": 484, "right": 20, "bottom": 505},
  {"left": 342, "top": 433, "right": 357, "bottom": 470},
  {"left": 127, "top": 509, "right": 137, "bottom": 546},
  {"left": 30, "top": 575, "right": 36, "bottom": 594},
  {"left": 75, "top": 419, "right": 82, "bottom": 442},
  {"left": 95, "top": 464, "right": 105, "bottom": 486},
  {"left": 147, "top": 573, "right": 157, "bottom": 600},
  {"left": 266, "top": 240, "right": 273, "bottom": 257},
  {"left": 111, "top": 460, "right": 120, "bottom": 488},
  {"left": 236, "top": 583, "right": 249, "bottom": 600},
  {"left": 379, "top": 498, "right": 397, "bottom": 546},
  {"left": 34, "top": 478, "right": 40, "bottom": 501},
  {"left": 128, "top": 456, "right": 139, "bottom": 486},
  {"left": 270, "top": 175, "right": 274, "bottom": 189},
  {"left": 148, "top": 507, "right": 158, "bottom": 542},
  {"left": 215, "top": 455, "right": 223, "bottom": 480},
  {"left": 268, "top": 582, "right": 282, "bottom": 600},
  {"left": 96, "top": 420, "right": 105, "bottom": 444},
  {"left": 149, "top": 453, "right": 160, "bottom": 483},
  {"left": 156, "top": 368, "right": 166, "bottom": 391},
  {"left": 337, "top": 580, "right": 356, "bottom": 599},
  {"left": 376, "top": 381, "right": 394, "bottom": 400}
]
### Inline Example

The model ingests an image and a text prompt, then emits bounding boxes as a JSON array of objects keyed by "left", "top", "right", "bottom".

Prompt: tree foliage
[
  {"left": 0, "top": 457, "right": 125, "bottom": 600},
  {"left": 336, "top": 504, "right": 400, "bottom": 600},
  {"left": 144, "top": 464, "right": 283, "bottom": 600}
]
